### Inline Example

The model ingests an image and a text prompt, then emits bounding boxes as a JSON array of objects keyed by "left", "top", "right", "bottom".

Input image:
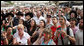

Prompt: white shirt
[
  {"left": 75, "top": 29, "right": 83, "bottom": 45},
  {"left": 33, "top": 16, "right": 45, "bottom": 25},
  {"left": 13, "top": 32, "right": 30, "bottom": 45}
]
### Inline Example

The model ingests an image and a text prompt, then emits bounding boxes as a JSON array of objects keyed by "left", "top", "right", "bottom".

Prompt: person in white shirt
[
  {"left": 75, "top": 18, "right": 83, "bottom": 45},
  {"left": 33, "top": 10, "right": 45, "bottom": 26},
  {"left": 13, "top": 24, "right": 31, "bottom": 45}
]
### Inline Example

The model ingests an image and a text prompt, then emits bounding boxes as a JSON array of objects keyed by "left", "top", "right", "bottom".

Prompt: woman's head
[
  {"left": 19, "top": 19, "right": 24, "bottom": 24},
  {"left": 6, "top": 26, "right": 12, "bottom": 34},
  {"left": 30, "top": 19, "right": 36, "bottom": 27},
  {"left": 59, "top": 16, "right": 66, "bottom": 25},
  {"left": 39, "top": 20, "right": 46, "bottom": 28},
  {"left": 17, "top": 24, "right": 24, "bottom": 34},
  {"left": 43, "top": 28, "right": 52, "bottom": 39}
]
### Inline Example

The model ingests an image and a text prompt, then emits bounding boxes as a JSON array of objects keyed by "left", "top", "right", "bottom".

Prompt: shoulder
[
  {"left": 24, "top": 32, "right": 30, "bottom": 36},
  {"left": 13, "top": 32, "right": 18, "bottom": 38},
  {"left": 40, "top": 16, "right": 45, "bottom": 19},
  {"left": 75, "top": 26, "right": 79, "bottom": 30},
  {"left": 50, "top": 39, "right": 56, "bottom": 45},
  {"left": 32, "top": 16, "right": 37, "bottom": 19},
  {"left": 75, "top": 30, "right": 79, "bottom": 34},
  {"left": 24, "top": 32, "right": 30, "bottom": 38}
]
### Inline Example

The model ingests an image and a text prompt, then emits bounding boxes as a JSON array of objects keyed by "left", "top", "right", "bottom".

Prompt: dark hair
[
  {"left": 30, "top": 19, "right": 37, "bottom": 28},
  {"left": 70, "top": 18, "right": 77, "bottom": 22},
  {"left": 16, "top": 11, "right": 23, "bottom": 16},
  {"left": 47, "top": 15, "right": 51, "bottom": 18},
  {"left": 6, "top": 26, "right": 12, "bottom": 31},
  {"left": 60, "top": 16, "right": 66, "bottom": 22},
  {"left": 52, "top": 16, "right": 58, "bottom": 20},
  {"left": 40, "top": 20, "right": 46, "bottom": 28},
  {"left": 25, "top": 12, "right": 33, "bottom": 18},
  {"left": 19, "top": 19, "right": 25, "bottom": 26},
  {"left": 69, "top": 10, "right": 77, "bottom": 18}
]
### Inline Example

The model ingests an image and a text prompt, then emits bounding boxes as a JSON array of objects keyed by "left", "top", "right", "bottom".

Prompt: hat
[
  {"left": 25, "top": 12, "right": 33, "bottom": 18},
  {"left": 16, "top": 11, "right": 23, "bottom": 16}
]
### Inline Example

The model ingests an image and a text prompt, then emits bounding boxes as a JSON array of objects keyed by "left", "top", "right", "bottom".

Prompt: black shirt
[{"left": 24, "top": 19, "right": 31, "bottom": 30}]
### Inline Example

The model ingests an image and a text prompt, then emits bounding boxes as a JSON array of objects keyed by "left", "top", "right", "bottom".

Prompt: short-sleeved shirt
[
  {"left": 13, "top": 32, "right": 30, "bottom": 45},
  {"left": 71, "top": 26, "right": 79, "bottom": 35}
]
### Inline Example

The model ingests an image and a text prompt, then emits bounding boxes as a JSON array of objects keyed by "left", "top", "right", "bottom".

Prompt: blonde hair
[{"left": 17, "top": 24, "right": 24, "bottom": 30}]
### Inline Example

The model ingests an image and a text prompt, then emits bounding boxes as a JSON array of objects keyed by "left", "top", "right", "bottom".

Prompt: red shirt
[
  {"left": 51, "top": 26, "right": 57, "bottom": 39},
  {"left": 50, "top": 25, "right": 61, "bottom": 45},
  {"left": 1, "top": 40, "right": 3, "bottom": 45}
]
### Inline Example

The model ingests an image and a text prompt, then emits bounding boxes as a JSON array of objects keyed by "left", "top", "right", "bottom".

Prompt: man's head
[
  {"left": 70, "top": 18, "right": 77, "bottom": 26},
  {"left": 37, "top": 10, "right": 42, "bottom": 18},
  {"left": 79, "top": 18, "right": 83, "bottom": 30},
  {"left": 52, "top": 16, "right": 58, "bottom": 25}
]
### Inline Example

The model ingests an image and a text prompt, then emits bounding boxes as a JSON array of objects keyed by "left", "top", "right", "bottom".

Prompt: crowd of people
[{"left": 1, "top": 5, "right": 83, "bottom": 45}]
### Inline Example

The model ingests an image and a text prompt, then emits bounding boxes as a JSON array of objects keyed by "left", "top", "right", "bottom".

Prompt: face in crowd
[
  {"left": 52, "top": 17, "right": 58, "bottom": 25},
  {"left": 7, "top": 27, "right": 12, "bottom": 35},
  {"left": 25, "top": 15, "right": 31, "bottom": 20},
  {"left": 19, "top": 19, "right": 24, "bottom": 24},
  {"left": 79, "top": 19, "right": 83, "bottom": 30},
  {"left": 59, "top": 17, "right": 66, "bottom": 25},
  {"left": 17, "top": 24, "right": 24, "bottom": 35},
  {"left": 37, "top": 11, "right": 41, "bottom": 18},
  {"left": 43, "top": 28, "right": 52, "bottom": 40},
  {"left": 30, "top": 19, "right": 36, "bottom": 27},
  {"left": 39, "top": 20, "right": 45, "bottom": 28},
  {"left": 71, "top": 13, "right": 75, "bottom": 18},
  {"left": 70, "top": 19, "right": 76, "bottom": 26}
]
